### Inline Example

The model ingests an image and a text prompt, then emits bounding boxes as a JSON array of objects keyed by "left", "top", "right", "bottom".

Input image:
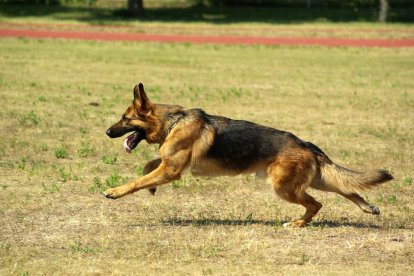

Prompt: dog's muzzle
[{"left": 106, "top": 126, "right": 136, "bottom": 138}]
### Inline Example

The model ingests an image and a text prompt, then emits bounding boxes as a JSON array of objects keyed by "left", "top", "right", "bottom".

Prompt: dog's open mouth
[{"left": 123, "top": 129, "right": 146, "bottom": 154}]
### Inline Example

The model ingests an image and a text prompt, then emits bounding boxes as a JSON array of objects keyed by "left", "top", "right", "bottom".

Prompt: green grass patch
[
  {"left": 19, "top": 111, "right": 40, "bottom": 126},
  {"left": 70, "top": 243, "right": 100, "bottom": 254},
  {"left": 55, "top": 147, "right": 68, "bottom": 159},
  {"left": 102, "top": 154, "right": 117, "bottom": 165},
  {"left": 77, "top": 142, "right": 95, "bottom": 158}
]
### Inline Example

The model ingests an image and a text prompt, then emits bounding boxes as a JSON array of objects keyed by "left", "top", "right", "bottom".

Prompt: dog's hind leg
[
  {"left": 269, "top": 149, "right": 322, "bottom": 227},
  {"left": 339, "top": 192, "right": 380, "bottom": 215},
  {"left": 143, "top": 158, "right": 162, "bottom": 195},
  {"left": 280, "top": 192, "right": 322, "bottom": 227},
  {"left": 310, "top": 182, "right": 380, "bottom": 215}
]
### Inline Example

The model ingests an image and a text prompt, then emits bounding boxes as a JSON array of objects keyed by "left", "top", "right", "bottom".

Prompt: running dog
[{"left": 104, "top": 83, "right": 393, "bottom": 227}]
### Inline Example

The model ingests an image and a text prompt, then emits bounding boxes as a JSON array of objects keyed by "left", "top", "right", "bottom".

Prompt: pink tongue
[{"left": 123, "top": 137, "right": 132, "bottom": 154}]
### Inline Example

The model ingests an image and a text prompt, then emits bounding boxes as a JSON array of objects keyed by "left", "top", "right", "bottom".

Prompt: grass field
[{"left": 0, "top": 9, "right": 414, "bottom": 275}]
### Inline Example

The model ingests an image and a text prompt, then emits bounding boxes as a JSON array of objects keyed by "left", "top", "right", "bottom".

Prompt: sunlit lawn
[{"left": 0, "top": 34, "right": 413, "bottom": 274}]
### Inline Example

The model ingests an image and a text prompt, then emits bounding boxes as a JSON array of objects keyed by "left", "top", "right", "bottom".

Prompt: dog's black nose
[{"left": 106, "top": 129, "right": 112, "bottom": 137}]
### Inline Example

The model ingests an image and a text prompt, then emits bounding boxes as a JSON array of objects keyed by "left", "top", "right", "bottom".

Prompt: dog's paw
[
  {"left": 369, "top": 205, "right": 380, "bottom": 215},
  {"left": 148, "top": 187, "right": 157, "bottom": 195},
  {"left": 103, "top": 188, "right": 126, "bottom": 199},
  {"left": 282, "top": 220, "right": 307, "bottom": 228}
]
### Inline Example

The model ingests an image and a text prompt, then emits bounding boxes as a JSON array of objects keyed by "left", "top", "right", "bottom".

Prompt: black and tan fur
[{"left": 104, "top": 83, "right": 393, "bottom": 227}]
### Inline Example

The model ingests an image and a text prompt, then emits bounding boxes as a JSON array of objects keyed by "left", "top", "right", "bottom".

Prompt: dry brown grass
[{"left": 0, "top": 37, "right": 413, "bottom": 275}]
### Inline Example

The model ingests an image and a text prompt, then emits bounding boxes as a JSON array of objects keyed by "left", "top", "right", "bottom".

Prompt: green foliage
[
  {"left": 42, "top": 182, "right": 61, "bottom": 193},
  {"left": 0, "top": 243, "right": 11, "bottom": 251},
  {"left": 55, "top": 147, "right": 68, "bottom": 159},
  {"left": 79, "top": 127, "right": 87, "bottom": 134},
  {"left": 387, "top": 194, "right": 398, "bottom": 204},
  {"left": 40, "top": 143, "right": 48, "bottom": 152},
  {"left": 20, "top": 111, "right": 40, "bottom": 126},
  {"left": 172, "top": 180, "right": 182, "bottom": 189},
  {"left": 38, "top": 95, "right": 47, "bottom": 102},
  {"left": 1, "top": 0, "right": 61, "bottom": 5},
  {"left": 89, "top": 172, "right": 128, "bottom": 193},
  {"left": 105, "top": 172, "right": 122, "bottom": 188},
  {"left": 203, "top": 246, "right": 224, "bottom": 257},
  {"left": 59, "top": 167, "right": 71, "bottom": 182},
  {"left": 17, "top": 157, "right": 27, "bottom": 170},
  {"left": 298, "top": 253, "right": 310, "bottom": 265},
  {"left": 376, "top": 194, "right": 398, "bottom": 204},
  {"left": 102, "top": 154, "right": 117, "bottom": 165},
  {"left": 201, "top": 0, "right": 411, "bottom": 7},
  {"left": 71, "top": 243, "right": 100, "bottom": 254},
  {"left": 135, "top": 164, "right": 144, "bottom": 176},
  {"left": 88, "top": 176, "right": 103, "bottom": 193},
  {"left": 77, "top": 142, "right": 95, "bottom": 158},
  {"left": 273, "top": 219, "right": 283, "bottom": 227},
  {"left": 403, "top": 177, "right": 412, "bottom": 186}
]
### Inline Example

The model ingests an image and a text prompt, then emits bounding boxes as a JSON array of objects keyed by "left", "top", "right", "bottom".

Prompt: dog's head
[{"left": 106, "top": 83, "right": 162, "bottom": 153}]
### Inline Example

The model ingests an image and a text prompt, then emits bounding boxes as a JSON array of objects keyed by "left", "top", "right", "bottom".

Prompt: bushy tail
[{"left": 319, "top": 162, "right": 393, "bottom": 194}]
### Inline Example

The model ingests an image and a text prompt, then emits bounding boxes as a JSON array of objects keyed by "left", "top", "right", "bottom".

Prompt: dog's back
[{"left": 188, "top": 108, "right": 320, "bottom": 175}]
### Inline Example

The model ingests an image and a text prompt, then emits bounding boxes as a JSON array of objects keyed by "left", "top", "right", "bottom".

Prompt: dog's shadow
[{"left": 158, "top": 218, "right": 383, "bottom": 229}]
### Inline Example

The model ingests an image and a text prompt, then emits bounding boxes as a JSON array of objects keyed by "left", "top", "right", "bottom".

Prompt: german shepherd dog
[{"left": 105, "top": 83, "right": 393, "bottom": 227}]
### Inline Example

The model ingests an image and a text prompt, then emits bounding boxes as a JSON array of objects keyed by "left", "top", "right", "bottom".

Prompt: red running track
[{"left": 1, "top": 27, "right": 414, "bottom": 47}]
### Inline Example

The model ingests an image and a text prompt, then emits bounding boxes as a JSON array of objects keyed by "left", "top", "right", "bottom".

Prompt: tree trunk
[
  {"left": 128, "top": 0, "right": 144, "bottom": 17},
  {"left": 378, "top": 0, "right": 389, "bottom": 22}
]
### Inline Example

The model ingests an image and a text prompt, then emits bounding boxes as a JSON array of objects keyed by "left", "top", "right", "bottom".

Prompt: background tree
[
  {"left": 379, "top": 0, "right": 389, "bottom": 22},
  {"left": 128, "top": 0, "right": 144, "bottom": 17}
]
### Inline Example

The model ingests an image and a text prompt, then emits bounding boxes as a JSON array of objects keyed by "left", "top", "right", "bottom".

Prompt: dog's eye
[{"left": 122, "top": 115, "right": 141, "bottom": 121}]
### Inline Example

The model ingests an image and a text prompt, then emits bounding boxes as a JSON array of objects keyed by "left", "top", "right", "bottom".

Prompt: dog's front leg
[
  {"left": 103, "top": 147, "right": 191, "bottom": 199},
  {"left": 103, "top": 162, "right": 182, "bottom": 199}
]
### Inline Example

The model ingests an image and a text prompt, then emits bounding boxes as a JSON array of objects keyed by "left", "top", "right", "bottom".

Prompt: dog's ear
[{"left": 133, "top": 83, "right": 152, "bottom": 111}]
